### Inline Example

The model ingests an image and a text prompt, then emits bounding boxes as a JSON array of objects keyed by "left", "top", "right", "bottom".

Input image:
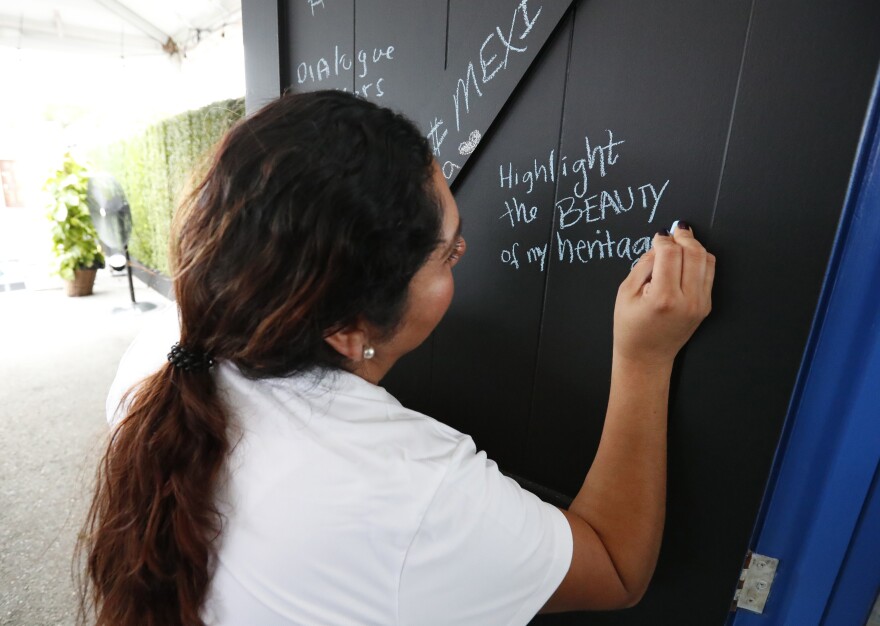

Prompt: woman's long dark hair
[{"left": 78, "top": 90, "right": 442, "bottom": 626}]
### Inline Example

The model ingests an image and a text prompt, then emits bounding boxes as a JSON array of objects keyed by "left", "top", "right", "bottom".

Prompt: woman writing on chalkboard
[{"left": 80, "top": 90, "right": 714, "bottom": 625}]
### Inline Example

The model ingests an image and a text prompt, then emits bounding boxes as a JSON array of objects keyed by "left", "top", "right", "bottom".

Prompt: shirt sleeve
[
  {"left": 397, "top": 436, "right": 573, "bottom": 626},
  {"left": 105, "top": 304, "right": 180, "bottom": 428}
]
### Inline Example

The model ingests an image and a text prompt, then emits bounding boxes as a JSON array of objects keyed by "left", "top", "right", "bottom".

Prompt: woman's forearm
[{"left": 568, "top": 352, "right": 673, "bottom": 599}]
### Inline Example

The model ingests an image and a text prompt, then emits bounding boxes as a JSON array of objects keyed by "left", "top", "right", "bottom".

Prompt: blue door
[{"left": 730, "top": 71, "right": 880, "bottom": 626}]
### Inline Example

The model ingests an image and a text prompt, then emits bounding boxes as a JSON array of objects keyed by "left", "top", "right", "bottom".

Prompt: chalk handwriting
[
  {"left": 459, "top": 130, "right": 482, "bottom": 155},
  {"left": 501, "top": 243, "right": 521, "bottom": 269},
  {"left": 526, "top": 243, "right": 549, "bottom": 271},
  {"left": 428, "top": 118, "right": 448, "bottom": 156},
  {"left": 500, "top": 196, "right": 539, "bottom": 227},
  {"left": 454, "top": 63, "right": 482, "bottom": 133},
  {"left": 429, "top": 0, "right": 543, "bottom": 179},
  {"left": 306, "top": 0, "right": 325, "bottom": 16},
  {"left": 499, "top": 149, "right": 556, "bottom": 194},
  {"left": 555, "top": 230, "right": 653, "bottom": 265},
  {"left": 342, "top": 80, "right": 386, "bottom": 99},
  {"left": 442, "top": 160, "right": 461, "bottom": 179},
  {"left": 501, "top": 231, "right": 653, "bottom": 271},
  {"left": 499, "top": 181, "right": 667, "bottom": 230},
  {"left": 498, "top": 130, "right": 624, "bottom": 196},
  {"left": 492, "top": 129, "right": 668, "bottom": 271},
  {"left": 296, "top": 44, "right": 395, "bottom": 98},
  {"left": 554, "top": 180, "right": 669, "bottom": 228},
  {"left": 453, "top": 0, "right": 542, "bottom": 132}
]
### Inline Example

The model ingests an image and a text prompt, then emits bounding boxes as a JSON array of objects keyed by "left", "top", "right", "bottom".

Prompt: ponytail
[{"left": 79, "top": 362, "right": 229, "bottom": 626}]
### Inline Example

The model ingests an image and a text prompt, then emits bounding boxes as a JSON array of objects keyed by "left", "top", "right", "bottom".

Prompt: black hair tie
[{"left": 167, "top": 343, "right": 215, "bottom": 372}]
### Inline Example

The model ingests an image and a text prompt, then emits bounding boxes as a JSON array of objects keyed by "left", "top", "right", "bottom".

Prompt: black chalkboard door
[{"left": 241, "top": 1, "right": 880, "bottom": 623}]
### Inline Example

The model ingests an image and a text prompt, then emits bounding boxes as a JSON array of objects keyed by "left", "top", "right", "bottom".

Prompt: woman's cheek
[{"left": 432, "top": 274, "right": 454, "bottom": 320}]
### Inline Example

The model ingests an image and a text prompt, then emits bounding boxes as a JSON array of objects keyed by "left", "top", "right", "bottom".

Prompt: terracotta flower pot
[{"left": 66, "top": 268, "right": 98, "bottom": 297}]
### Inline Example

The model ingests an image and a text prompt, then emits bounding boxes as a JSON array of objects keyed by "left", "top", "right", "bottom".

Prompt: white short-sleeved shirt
[{"left": 106, "top": 307, "right": 573, "bottom": 625}]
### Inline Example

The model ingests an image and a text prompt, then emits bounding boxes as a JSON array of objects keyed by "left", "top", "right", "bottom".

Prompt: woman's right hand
[{"left": 612, "top": 225, "right": 715, "bottom": 366}]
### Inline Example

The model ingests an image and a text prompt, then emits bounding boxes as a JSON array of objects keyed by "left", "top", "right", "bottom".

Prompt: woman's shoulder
[{"left": 236, "top": 366, "right": 472, "bottom": 462}]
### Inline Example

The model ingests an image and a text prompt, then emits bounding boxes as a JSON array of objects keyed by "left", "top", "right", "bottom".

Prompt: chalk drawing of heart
[{"left": 458, "top": 130, "right": 482, "bottom": 156}]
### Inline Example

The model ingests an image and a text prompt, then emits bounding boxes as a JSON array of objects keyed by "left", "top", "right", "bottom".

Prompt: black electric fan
[{"left": 86, "top": 173, "right": 156, "bottom": 313}]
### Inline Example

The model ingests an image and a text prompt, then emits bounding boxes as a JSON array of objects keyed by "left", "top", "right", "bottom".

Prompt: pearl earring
[{"left": 363, "top": 346, "right": 375, "bottom": 360}]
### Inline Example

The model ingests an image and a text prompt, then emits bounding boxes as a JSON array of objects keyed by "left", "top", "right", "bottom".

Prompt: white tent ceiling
[{"left": 0, "top": 0, "right": 241, "bottom": 58}]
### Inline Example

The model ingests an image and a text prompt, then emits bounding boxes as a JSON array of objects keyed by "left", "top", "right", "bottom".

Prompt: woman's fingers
[
  {"left": 647, "top": 231, "right": 683, "bottom": 297},
  {"left": 623, "top": 249, "right": 655, "bottom": 294},
  {"left": 671, "top": 224, "right": 708, "bottom": 299},
  {"left": 704, "top": 253, "right": 716, "bottom": 312}
]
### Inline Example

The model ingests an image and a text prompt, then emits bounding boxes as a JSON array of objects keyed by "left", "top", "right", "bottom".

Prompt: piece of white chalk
[{"left": 670, "top": 220, "right": 681, "bottom": 233}]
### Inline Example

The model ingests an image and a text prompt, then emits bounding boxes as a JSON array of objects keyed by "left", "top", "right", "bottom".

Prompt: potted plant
[{"left": 45, "top": 152, "right": 105, "bottom": 296}]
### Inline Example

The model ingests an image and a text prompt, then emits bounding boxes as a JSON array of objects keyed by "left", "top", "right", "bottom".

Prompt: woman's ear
[{"left": 323, "top": 322, "right": 369, "bottom": 362}]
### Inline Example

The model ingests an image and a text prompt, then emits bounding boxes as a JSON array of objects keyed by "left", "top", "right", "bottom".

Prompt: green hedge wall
[{"left": 90, "top": 98, "right": 246, "bottom": 274}]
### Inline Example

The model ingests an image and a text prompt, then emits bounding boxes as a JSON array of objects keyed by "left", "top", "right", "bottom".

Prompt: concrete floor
[{"left": 0, "top": 266, "right": 170, "bottom": 625}]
